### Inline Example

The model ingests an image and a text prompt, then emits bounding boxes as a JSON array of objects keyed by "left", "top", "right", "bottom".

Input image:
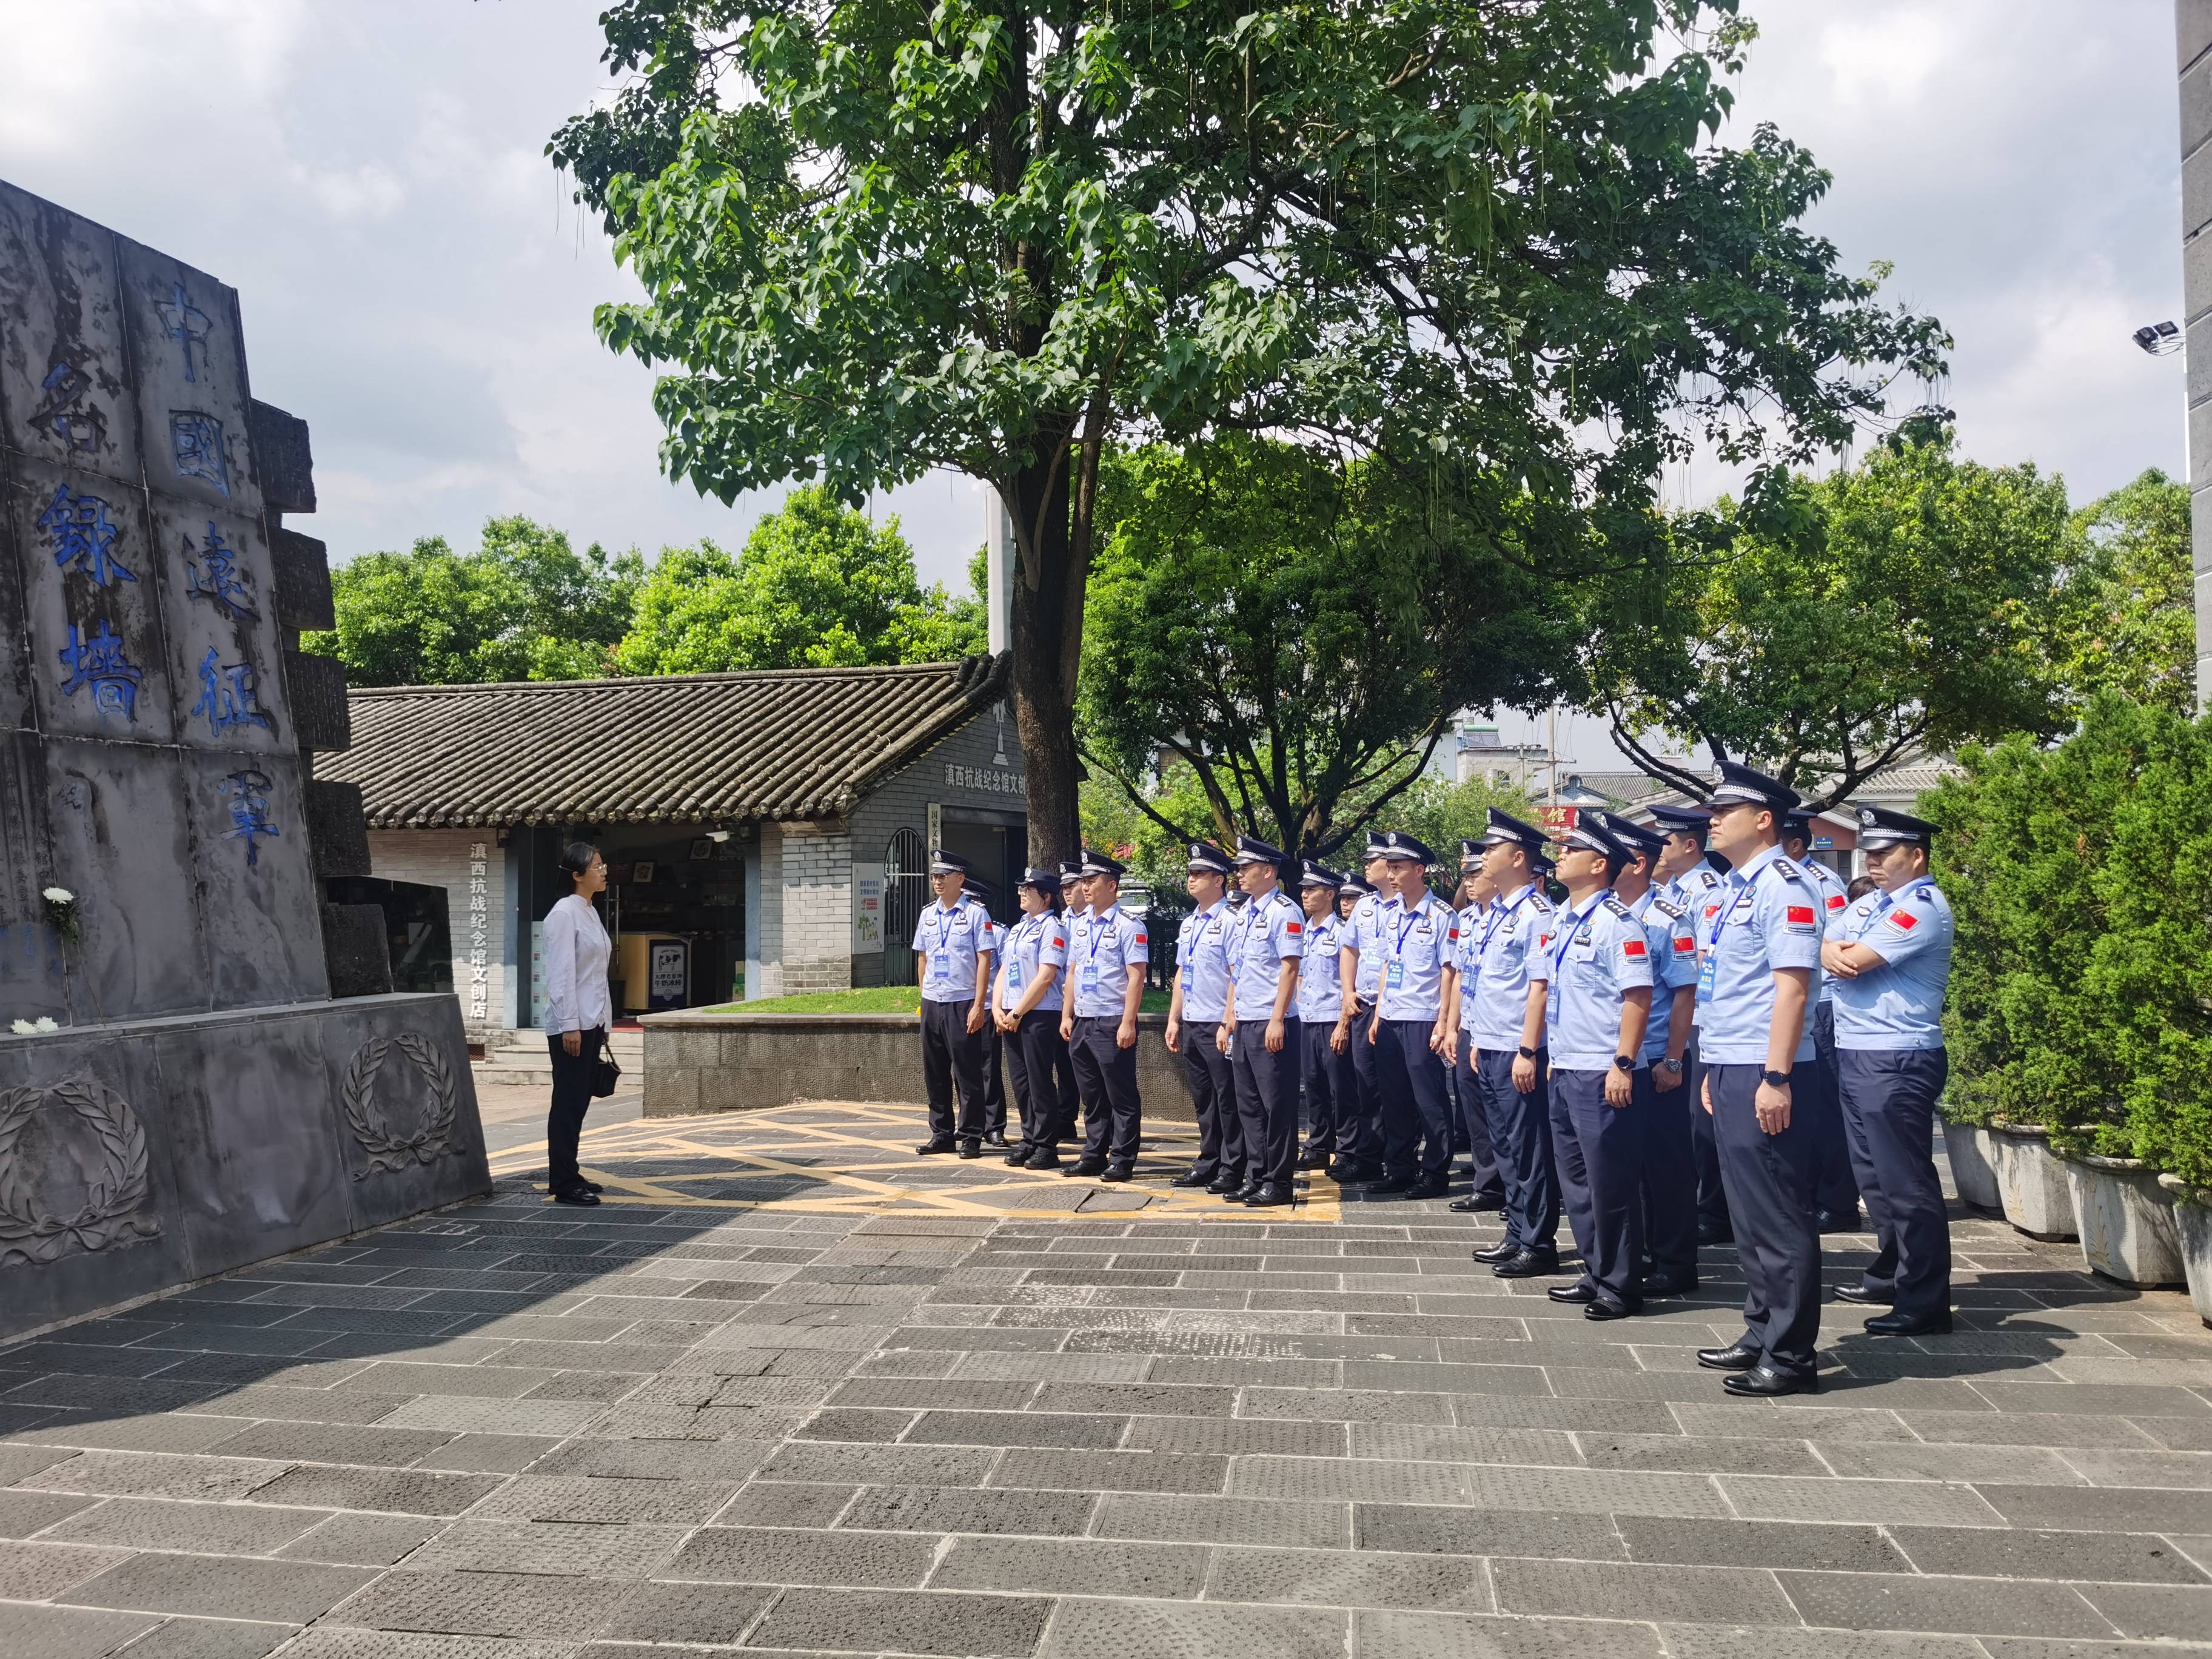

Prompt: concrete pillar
[{"left": 2180, "top": 1, "right": 2212, "bottom": 706}]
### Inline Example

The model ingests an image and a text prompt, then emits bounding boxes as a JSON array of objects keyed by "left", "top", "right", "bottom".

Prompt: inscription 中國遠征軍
[
  {"left": 217, "top": 767, "right": 278, "bottom": 866},
  {"left": 169, "top": 411, "right": 229, "bottom": 495},
  {"left": 156, "top": 281, "right": 213, "bottom": 383},
  {"left": 183, "top": 523, "right": 256, "bottom": 619},
  {"left": 57, "top": 622, "right": 144, "bottom": 723},
  {"left": 28, "top": 362, "right": 106, "bottom": 455},
  {"left": 38, "top": 483, "right": 133, "bottom": 588},
  {"left": 192, "top": 648, "right": 270, "bottom": 737}
]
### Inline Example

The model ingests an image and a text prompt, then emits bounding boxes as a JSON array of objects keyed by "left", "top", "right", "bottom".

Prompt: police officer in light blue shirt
[
  {"left": 1295, "top": 860, "right": 1352, "bottom": 1170},
  {"left": 1824, "top": 804, "right": 1956, "bottom": 1337},
  {"left": 1527, "top": 815, "right": 1654, "bottom": 1317},
  {"left": 1691, "top": 761, "right": 1826, "bottom": 1397},
  {"left": 1167, "top": 842, "right": 1241, "bottom": 1191},
  {"left": 1462, "top": 809, "right": 1561, "bottom": 1275},
  {"left": 967, "top": 878, "right": 1014, "bottom": 1150},
  {"left": 1365, "top": 831, "right": 1457, "bottom": 1201},
  {"left": 1443, "top": 842, "right": 1507, "bottom": 1214},
  {"left": 1327, "top": 843, "right": 1394, "bottom": 1182},
  {"left": 1647, "top": 802, "right": 1732, "bottom": 1243},
  {"left": 994, "top": 867, "right": 1078, "bottom": 1168},
  {"left": 1220, "top": 836, "right": 1304, "bottom": 1207},
  {"left": 1061, "top": 847, "right": 1148, "bottom": 1180},
  {"left": 911, "top": 850, "right": 995, "bottom": 1157},
  {"left": 1784, "top": 812, "right": 1861, "bottom": 1233}
]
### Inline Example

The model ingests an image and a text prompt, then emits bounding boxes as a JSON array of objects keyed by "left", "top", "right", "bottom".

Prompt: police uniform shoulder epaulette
[
  {"left": 1770, "top": 856, "right": 1806, "bottom": 882},
  {"left": 1651, "top": 895, "right": 1686, "bottom": 919},
  {"left": 1530, "top": 892, "right": 1555, "bottom": 912},
  {"left": 1601, "top": 897, "right": 1634, "bottom": 920},
  {"left": 1686, "top": 868, "right": 1720, "bottom": 888}
]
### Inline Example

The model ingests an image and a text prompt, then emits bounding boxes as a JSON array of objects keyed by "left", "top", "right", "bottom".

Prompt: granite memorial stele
[{"left": 0, "top": 178, "right": 488, "bottom": 1342}]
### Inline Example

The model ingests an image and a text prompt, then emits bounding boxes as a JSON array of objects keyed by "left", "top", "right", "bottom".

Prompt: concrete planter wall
[
  {"left": 2061, "top": 1155, "right": 2185, "bottom": 1287},
  {"left": 642, "top": 1009, "right": 1199, "bottom": 1124},
  {"left": 1942, "top": 1121, "right": 2002, "bottom": 1212},
  {"left": 1986, "top": 1124, "right": 2079, "bottom": 1241},
  {"left": 2157, "top": 1176, "right": 2212, "bottom": 1328}
]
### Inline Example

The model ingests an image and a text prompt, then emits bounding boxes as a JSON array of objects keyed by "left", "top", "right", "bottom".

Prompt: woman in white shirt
[{"left": 542, "top": 841, "right": 612, "bottom": 1207}]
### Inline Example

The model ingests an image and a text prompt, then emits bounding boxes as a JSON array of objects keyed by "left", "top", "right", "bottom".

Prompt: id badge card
[
  {"left": 1696, "top": 951, "right": 1717, "bottom": 998},
  {"left": 1006, "top": 960, "right": 1022, "bottom": 988},
  {"left": 1179, "top": 964, "right": 1193, "bottom": 991},
  {"left": 931, "top": 950, "right": 952, "bottom": 982},
  {"left": 1082, "top": 967, "right": 1101, "bottom": 994},
  {"left": 1386, "top": 960, "right": 1405, "bottom": 990}
]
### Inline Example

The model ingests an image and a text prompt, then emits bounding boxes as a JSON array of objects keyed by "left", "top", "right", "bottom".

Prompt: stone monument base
[{"left": 0, "top": 993, "right": 486, "bottom": 1341}]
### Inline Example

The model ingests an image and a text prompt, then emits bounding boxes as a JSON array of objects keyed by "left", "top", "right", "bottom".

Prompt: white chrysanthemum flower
[
  {"left": 34, "top": 1017, "right": 58, "bottom": 1032},
  {"left": 9, "top": 1019, "right": 35, "bottom": 1035},
  {"left": 42, "top": 886, "right": 73, "bottom": 905}
]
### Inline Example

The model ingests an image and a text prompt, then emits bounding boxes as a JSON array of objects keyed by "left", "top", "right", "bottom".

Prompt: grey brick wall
[{"left": 367, "top": 828, "right": 511, "bottom": 1046}]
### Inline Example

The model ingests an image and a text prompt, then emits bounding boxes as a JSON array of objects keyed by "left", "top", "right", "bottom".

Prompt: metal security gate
[{"left": 883, "top": 828, "right": 927, "bottom": 986}]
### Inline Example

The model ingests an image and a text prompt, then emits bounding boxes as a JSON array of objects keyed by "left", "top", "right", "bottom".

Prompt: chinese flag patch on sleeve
[
  {"left": 1134, "top": 932, "right": 1148, "bottom": 945},
  {"left": 1285, "top": 920, "right": 1302, "bottom": 934},
  {"left": 1826, "top": 894, "right": 1846, "bottom": 911},
  {"left": 1673, "top": 936, "right": 1697, "bottom": 954},
  {"left": 1621, "top": 939, "right": 1647, "bottom": 957},
  {"left": 1887, "top": 911, "right": 1918, "bottom": 932},
  {"left": 1786, "top": 905, "right": 1816, "bottom": 925}
]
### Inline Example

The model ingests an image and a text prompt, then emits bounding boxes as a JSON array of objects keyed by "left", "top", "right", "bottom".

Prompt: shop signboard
[{"left": 649, "top": 939, "right": 689, "bottom": 1008}]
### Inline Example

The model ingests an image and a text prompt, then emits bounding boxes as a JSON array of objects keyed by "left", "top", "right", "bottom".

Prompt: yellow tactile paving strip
[{"left": 486, "top": 1101, "right": 1346, "bottom": 1222}]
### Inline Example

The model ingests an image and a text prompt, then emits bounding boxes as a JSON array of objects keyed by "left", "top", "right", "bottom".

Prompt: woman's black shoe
[{"left": 552, "top": 1184, "right": 600, "bottom": 1207}]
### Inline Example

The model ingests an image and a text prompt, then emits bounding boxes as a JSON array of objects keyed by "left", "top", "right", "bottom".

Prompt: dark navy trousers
[
  {"left": 1475, "top": 1046, "right": 1558, "bottom": 1252},
  {"left": 920, "top": 998, "right": 985, "bottom": 1142},
  {"left": 1068, "top": 1015, "right": 1142, "bottom": 1165},
  {"left": 1374, "top": 1018, "right": 1452, "bottom": 1181},
  {"left": 1708, "top": 1062, "right": 1822, "bottom": 1376},
  {"left": 1232, "top": 1017, "right": 1301, "bottom": 1188},
  {"left": 980, "top": 1024, "right": 1007, "bottom": 1136},
  {"left": 1342, "top": 1000, "right": 1382, "bottom": 1165},
  {"left": 1837, "top": 1047, "right": 1953, "bottom": 1319},
  {"left": 1639, "top": 1064, "right": 1700, "bottom": 1281},
  {"left": 1549, "top": 1067, "right": 1646, "bottom": 1307},
  {"left": 1805, "top": 1002, "right": 1860, "bottom": 1217},
  {"left": 1180, "top": 1030, "right": 1239, "bottom": 1178},
  {"left": 1301, "top": 1019, "right": 1355, "bottom": 1156},
  {"left": 1687, "top": 1036, "right": 1731, "bottom": 1230},
  {"left": 1004, "top": 1009, "right": 1077, "bottom": 1151},
  {"left": 1452, "top": 1030, "right": 1507, "bottom": 1202}
]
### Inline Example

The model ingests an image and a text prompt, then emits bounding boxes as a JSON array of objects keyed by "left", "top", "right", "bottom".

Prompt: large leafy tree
[
  {"left": 1080, "top": 436, "right": 1567, "bottom": 859},
  {"left": 612, "top": 484, "right": 982, "bottom": 672},
  {"left": 2059, "top": 468, "right": 2195, "bottom": 717},
  {"left": 1583, "top": 426, "right": 2076, "bottom": 806},
  {"left": 309, "top": 515, "right": 644, "bottom": 686},
  {"left": 551, "top": 0, "right": 1945, "bottom": 860}
]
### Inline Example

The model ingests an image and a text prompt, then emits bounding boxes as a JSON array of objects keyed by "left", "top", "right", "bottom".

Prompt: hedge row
[{"left": 1924, "top": 694, "right": 2212, "bottom": 1187}]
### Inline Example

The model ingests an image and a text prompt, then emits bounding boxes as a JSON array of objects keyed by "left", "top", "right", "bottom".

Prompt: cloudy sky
[{"left": 0, "top": 1, "right": 2187, "bottom": 760}]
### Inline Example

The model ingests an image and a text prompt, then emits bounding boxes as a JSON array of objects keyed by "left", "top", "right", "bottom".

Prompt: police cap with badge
[
  {"left": 1375, "top": 830, "right": 1435, "bottom": 865},
  {"left": 1707, "top": 758, "right": 1801, "bottom": 814},
  {"left": 1233, "top": 834, "right": 1288, "bottom": 870},
  {"left": 929, "top": 848, "right": 973, "bottom": 876},
  {"left": 1557, "top": 813, "right": 1628, "bottom": 862},
  {"left": 1078, "top": 845, "right": 1126, "bottom": 879},
  {"left": 1644, "top": 803, "right": 1712, "bottom": 842},
  {"left": 1482, "top": 808, "right": 1548, "bottom": 857},
  {"left": 1460, "top": 837, "right": 1486, "bottom": 872},
  {"left": 1587, "top": 808, "right": 1663, "bottom": 863},
  {"left": 1299, "top": 859, "right": 1346, "bottom": 890},
  {"left": 1021, "top": 866, "right": 1062, "bottom": 894},
  {"left": 1185, "top": 840, "right": 1235, "bottom": 876},
  {"left": 1854, "top": 804, "right": 1937, "bottom": 849}
]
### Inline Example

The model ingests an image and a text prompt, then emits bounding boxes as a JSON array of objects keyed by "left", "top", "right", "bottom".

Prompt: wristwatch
[
  {"left": 1611, "top": 1054, "right": 1635, "bottom": 1073},
  {"left": 1517, "top": 1045, "right": 1537, "bottom": 1060},
  {"left": 1657, "top": 1056, "right": 1684, "bottom": 1075},
  {"left": 1760, "top": 1068, "right": 1792, "bottom": 1088}
]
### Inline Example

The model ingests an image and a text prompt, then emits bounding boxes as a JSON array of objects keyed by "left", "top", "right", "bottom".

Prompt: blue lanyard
[
  {"left": 933, "top": 904, "right": 960, "bottom": 952},
  {"left": 1478, "top": 888, "right": 1535, "bottom": 961},
  {"left": 1392, "top": 900, "right": 1425, "bottom": 960},
  {"left": 1705, "top": 864, "right": 1772, "bottom": 955},
  {"left": 1549, "top": 893, "right": 1605, "bottom": 979},
  {"left": 1087, "top": 907, "right": 1116, "bottom": 964}
]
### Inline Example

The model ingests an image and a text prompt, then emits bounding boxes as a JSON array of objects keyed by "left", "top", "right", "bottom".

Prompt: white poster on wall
[{"left": 854, "top": 862, "right": 885, "bottom": 952}]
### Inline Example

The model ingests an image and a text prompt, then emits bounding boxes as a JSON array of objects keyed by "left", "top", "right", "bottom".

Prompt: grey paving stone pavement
[{"left": 2, "top": 1101, "right": 2210, "bottom": 1658}]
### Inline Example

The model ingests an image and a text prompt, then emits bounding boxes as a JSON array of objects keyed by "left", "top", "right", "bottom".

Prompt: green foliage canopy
[
  {"left": 1584, "top": 429, "right": 2075, "bottom": 806},
  {"left": 550, "top": 0, "right": 1946, "bottom": 858},
  {"left": 2059, "top": 468, "right": 2196, "bottom": 717},
  {"left": 612, "top": 486, "right": 982, "bottom": 673},
  {"left": 307, "top": 515, "right": 643, "bottom": 687},
  {"left": 1080, "top": 437, "right": 1567, "bottom": 859}
]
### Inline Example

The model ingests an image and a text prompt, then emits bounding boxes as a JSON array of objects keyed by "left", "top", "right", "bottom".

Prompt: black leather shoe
[
  {"left": 1226, "top": 1181, "right": 1262, "bottom": 1204},
  {"left": 1490, "top": 1248, "right": 1560, "bottom": 1279},
  {"left": 1366, "top": 1174, "right": 1415, "bottom": 1195},
  {"left": 1641, "top": 1272, "right": 1699, "bottom": 1298},
  {"left": 1403, "top": 1176, "right": 1451, "bottom": 1201},
  {"left": 957, "top": 1141, "right": 984, "bottom": 1159},
  {"left": 1862, "top": 1309, "right": 1952, "bottom": 1337},
  {"left": 1004, "top": 1145, "right": 1034, "bottom": 1166},
  {"left": 982, "top": 1131, "right": 1010, "bottom": 1148},
  {"left": 577, "top": 1178, "right": 604, "bottom": 1194},
  {"left": 1296, "top": 1148, "right": 1330, "bottom": 1170},
  {"left": 552, "top": 1185, "right": 600, "bottom": 1207},
  {"left": 1472, "top": 1239, "right": 1521, "bottom": 1264},
  {"left": 1695, "top": 1219, "right": 1734, "bottom": 1245},
  {"left": 1697, "top": 1341, "right": 1761, "bottom": 1372},
  {"left": 1448, "top": 1193, "right": 1507, "bottom": 1213},
  {"left": 1585, "top": 1298, "right": 1640, "bottom": 1322},
  {"left": 1329, "top": 1160, "right": 1382, "bottom": 1184},
  {"left": 1063, "top": 1159, "right": 1107, "bottom": 1178},
  {"left": 916, "top": 1138, "right": 957, "bottom": 1156},
  {"left": 1207, "top": 1171, "right": 1243, "bottom": 1195},
  {"left": 1170, "top": 1166, "right": 1218, "bottom": 1188},
  {"left": 1028, "top": 1150, "right": 1061, "bottom": 1170},
  {"left": 1723, "top": 1363, "right": 1818, "bottom": 1398},
  {"left": 1832, "top": 1282, "right": 1893, "bottom": 1305},
  {"left": 1244, "top": 1183, "right": 1295, "bottom": 1208},
  {"left": 1099, "top": 1164, "right": 1134, "bottom": 1184},
  {"left": 1547, "top": 1284, "right": 1596, "bottom": 1305},
  {"left": 1816, "top": 1208, "right": 1863, "bottom": 1233}
]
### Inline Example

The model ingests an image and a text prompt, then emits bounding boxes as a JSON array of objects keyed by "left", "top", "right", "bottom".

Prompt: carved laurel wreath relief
[
  {"left": 0, "top": 1079, "right": 161, "bottom": 1266},
  {"left": 341, "top": 1031, "right": 461, "bottom": 1177}
]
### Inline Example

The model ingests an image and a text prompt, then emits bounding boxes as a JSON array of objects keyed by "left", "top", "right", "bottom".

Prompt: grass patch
[{"left": 702, "top": 986, "right": 1175, "bottom": 1014}]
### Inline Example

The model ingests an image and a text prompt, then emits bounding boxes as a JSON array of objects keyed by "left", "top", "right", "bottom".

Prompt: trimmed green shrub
[{"left": 1925, "top": 694, "right": 2212, "bottom": 1184}]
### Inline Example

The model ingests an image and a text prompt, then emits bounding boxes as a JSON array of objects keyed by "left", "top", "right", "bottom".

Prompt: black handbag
[{"left": 591, "top": 1046, "right": 622, "bottom": 1098}]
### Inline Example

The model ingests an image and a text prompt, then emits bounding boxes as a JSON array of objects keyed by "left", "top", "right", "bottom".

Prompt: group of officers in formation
[{"left": 911, "top": 759, "right": 1956, "bottom": 1397}]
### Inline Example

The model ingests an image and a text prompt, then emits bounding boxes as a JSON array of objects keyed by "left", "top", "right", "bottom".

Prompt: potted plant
[
  {"left": 1985, "top": 1121, "right": 2079, "bottom": 1241},
  {"left": 2060, "top": 1153, "right": 2185, "bottom": 1287},
  {"left": 2157, "top": 1176, "right": 2212, "bottom": 1329},
  {"left": 1937, "top": 1102, "right": 2000, "bottom": 1213}
]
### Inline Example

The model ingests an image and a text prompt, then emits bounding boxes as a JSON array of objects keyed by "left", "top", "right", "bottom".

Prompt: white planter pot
[
  {"left": 2062, "top": 1155, "right": 2185, "bottom": 1287},
  {"left": 1986, "top": 1123, "right": 2079, "bottom": 1241},
  {"left": 1942, "top": 1122, "right": 2002, "bottom": 1212},
  {"left": 2158, "top": 1175, "right": 2212, "bottom": 1327}
]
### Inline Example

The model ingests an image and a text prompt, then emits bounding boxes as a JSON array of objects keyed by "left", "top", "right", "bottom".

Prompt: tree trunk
[{"left": 1005, "top": 457, "right": 1083, "bottom": 865}]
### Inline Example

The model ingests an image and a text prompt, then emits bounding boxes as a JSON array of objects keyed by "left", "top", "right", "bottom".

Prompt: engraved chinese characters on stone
[
  {"left": 57, "top": 621, "right": 144, "bottom": 724},
  {"left": 192, "top": 649, "right": 270, "bottom": 737},
  {"left": 169, "top": 411, "right": 229, "bottom": 496},
  {"left": 216, "top": 767, "right": 279, "bottom": 867},
  {"left": 38, "top": 482, "right": 133, "bottom": 589}
]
